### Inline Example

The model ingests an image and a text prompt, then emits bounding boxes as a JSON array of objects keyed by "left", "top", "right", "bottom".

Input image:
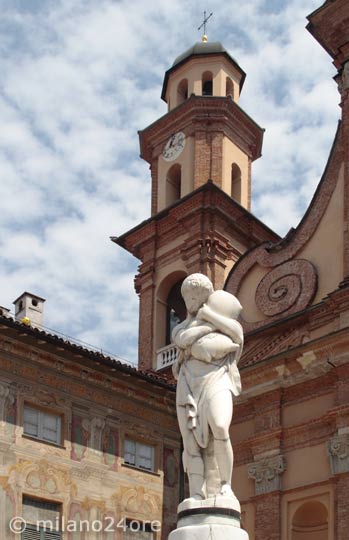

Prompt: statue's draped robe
[
  {"left": 176, "top": 354, "right": 241, "bottom": 451},
  {"left": 173, "top": 317, "right": 243, "bottom": 462}
]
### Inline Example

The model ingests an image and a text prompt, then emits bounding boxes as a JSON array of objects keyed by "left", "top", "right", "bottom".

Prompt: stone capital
[
  {"left": 248, "top": 455, "right": 286, "bottom": 495},
  {"left": 328, "top": 433, "right": 349, "bottom": 475}
]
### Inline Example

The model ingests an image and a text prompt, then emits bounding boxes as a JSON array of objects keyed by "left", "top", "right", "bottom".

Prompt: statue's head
[{"left": 181, "top": 273, "right": 214, "bottom": 315}]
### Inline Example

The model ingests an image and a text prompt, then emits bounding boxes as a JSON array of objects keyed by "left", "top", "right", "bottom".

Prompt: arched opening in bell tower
[
  {"left": 226, "top": 77, "right": 234, "bottom": 99},
  {"left": 165, "top": 280, "right": 186, "bottom": 344},
  {"left": 177, "top": 78, "right": 188, "bottom": 106},
  {"left": 155, "top": 272, "right": 187, "bottom": 351},
  {"left": 166, "top": 164, "right": 182, "bottom": 206},
  {"left": 291, "top": 500, "right": 329, "bottom": 540},
  {"left": 231, "top": 163, "right": 242, "bottom": 203},
  {"left": 202, "top": 71, "right": 213, "bottom": 96}
]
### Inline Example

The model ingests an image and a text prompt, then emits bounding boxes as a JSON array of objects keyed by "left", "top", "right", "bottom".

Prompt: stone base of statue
[{"left": 168, "top": 495, "right": 249, "bottom": 540}]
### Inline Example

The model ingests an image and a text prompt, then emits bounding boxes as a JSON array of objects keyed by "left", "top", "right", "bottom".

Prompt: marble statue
[{"left": 172, "top": 273, "right": 244, "bottom": 503}]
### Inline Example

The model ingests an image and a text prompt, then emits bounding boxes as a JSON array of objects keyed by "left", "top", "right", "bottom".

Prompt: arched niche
[
  {"left": 291, "top": 501, "right": 329, "bottom": 540},
  {"left": 231, "top": 163, "right": 242, "bottom": 203},
  {"left": 202, "top": 71, "right": 213, "bottom": 96},
  {"left": 156, "top": 272, "right": 187, "bottom": 350},
  {"left": 177, "top": 78, "right": 188, "bottom": 106},
  {"left": 226, "top": 77, "right": 234, "bottom": 99},
  {"left": 166, "top": 163, "right": 181, "bottom": 206}
]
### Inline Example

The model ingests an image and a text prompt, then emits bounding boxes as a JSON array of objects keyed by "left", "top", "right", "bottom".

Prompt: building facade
[
  {"left": 0, "top": 1, "right": 348, "bottom": 540},
  {"left": 0, "top": 310, "right": 180, "bottom": 540}
]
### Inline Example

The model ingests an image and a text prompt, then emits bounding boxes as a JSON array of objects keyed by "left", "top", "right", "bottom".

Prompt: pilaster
[
  {"left": 247, "top": 454, "right": 285, "bottom": 540},
  {"left": 193, "top": 130, "right": 210, "bottom": 189},
  {"left": 327, "top": 429, "right": 349, "bottom": 540}
]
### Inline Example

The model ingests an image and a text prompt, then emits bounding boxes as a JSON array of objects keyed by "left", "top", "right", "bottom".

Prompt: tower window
[
  {"left": 226, "top": 77, "right": 234, "bottom": 99},
  {"left": 202, "top": 71, "right": 213, "bottom": 96},
  {"left": 166, "top": 279, "right": 186, "bottom": 344},
  {"left": 231, "top": 163, "right": 242, "bottom": 203},
  {"left": 177, "top": 79, "right": 188, "bottom": 106},
  {"left": 166, "top": 164, "right": 181, "bottom": 206}
]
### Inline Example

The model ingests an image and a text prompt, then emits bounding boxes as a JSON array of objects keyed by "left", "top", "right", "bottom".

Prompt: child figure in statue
[{"left": 172, "top": 273, "right": 244, "bottom": 502}]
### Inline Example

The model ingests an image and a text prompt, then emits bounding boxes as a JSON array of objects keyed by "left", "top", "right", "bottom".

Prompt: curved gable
[{"left": 225, "top": 123, "right": 345, "bottom": 332}]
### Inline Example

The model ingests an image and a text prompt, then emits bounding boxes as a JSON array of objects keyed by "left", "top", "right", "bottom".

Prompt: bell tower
[
  {"left": 113, "top": 39, "right": 279, "bottom": 372},
  {"left": 140, "top": 40, "right": 261, "bottom": 215}
]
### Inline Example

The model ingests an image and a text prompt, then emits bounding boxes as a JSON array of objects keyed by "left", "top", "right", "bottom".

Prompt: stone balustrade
[{"left": 156, "top": 344, "right": 178, "bottom": 370}]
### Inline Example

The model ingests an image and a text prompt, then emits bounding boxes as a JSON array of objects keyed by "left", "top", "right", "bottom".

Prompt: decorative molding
[
  {"left": 248, "top": 455, "right": 286, "bottom": 495},
  {"left": 90, "top": 417, "right": 105, "bottom": 453},
  {"left": 0, "top": 382, "right": 13, "bottom": 421},
  {"left": 240, "top": 326, "right": 303, "bottom": 369},
  {"left": 255, "top": 259, "right": 317, "bottom": 318},
  {"left": 328, "top": 433, "right": 349, "bottom": 474}
]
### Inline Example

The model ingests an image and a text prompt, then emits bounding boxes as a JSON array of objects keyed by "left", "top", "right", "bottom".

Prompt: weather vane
[{"left": 198, "top": 11, "right": 213, "bottom": 42}]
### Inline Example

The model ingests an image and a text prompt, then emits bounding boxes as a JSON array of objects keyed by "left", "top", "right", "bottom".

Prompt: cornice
[
  {"left": 307, "top": 0, "right": 349, "bottom": 68},
  {"left": 138, "top": 95, "right": 264, "bottom": 163},
  {"left": 112, "top": 182, "right": 279, "bottom": 260}
]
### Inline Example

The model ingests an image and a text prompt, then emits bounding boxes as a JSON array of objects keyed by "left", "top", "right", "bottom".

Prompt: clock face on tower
[{"left": 162, "top": 131, "right": 186, "bottom": 161}]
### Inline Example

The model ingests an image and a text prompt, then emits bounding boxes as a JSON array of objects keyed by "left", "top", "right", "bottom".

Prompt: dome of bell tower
[
  {"left": 172, "top": 41, "right": 239, "bottom": 69},
  {"left": 161, "top": 40, "right": 246, "bottom": 110}
]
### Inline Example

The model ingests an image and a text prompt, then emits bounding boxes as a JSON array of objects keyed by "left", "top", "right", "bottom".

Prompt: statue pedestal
[{"left": 169, "top": 496, "right": 249, "bottom": 540}]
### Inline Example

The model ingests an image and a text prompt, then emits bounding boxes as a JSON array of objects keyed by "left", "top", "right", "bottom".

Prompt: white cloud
[{"left": 0, "top": 0, "right": 340, "bottom": 363}]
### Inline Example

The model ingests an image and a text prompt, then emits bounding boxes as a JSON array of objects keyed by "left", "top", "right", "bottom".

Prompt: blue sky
[{"left": 0, "top": 0, "right": 339, "bottom": 364}]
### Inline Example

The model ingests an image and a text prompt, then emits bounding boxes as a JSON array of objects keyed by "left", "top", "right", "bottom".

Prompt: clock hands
[{"left": 162, "top": 132, "right": 186, "bottom": 161}]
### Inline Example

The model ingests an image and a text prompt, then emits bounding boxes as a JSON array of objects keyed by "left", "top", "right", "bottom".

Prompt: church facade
[
  {"left": 116, "top": 1, "right": 349, "bottom": 539},
  {"left": 0, "top": 1, "right": 348, "bottom": 539}
]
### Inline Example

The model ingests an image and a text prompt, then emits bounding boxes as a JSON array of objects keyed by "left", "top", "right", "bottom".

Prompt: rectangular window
[
  {"left": 124, "top": 439, "right": 154, "bottom": 472},
  {"left": 22, "top": 497, "right": 62, "bottom": 540},
  {"left": 123, "top": 520, "right": 154, "bottom": 540},
  {"left": 23, "top": 406, "right": 62, "bottom": 445}
]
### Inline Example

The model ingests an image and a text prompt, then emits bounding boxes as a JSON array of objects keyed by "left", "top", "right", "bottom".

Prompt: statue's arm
[
  {"left": 173, "top": 322, "right": 214, "bottom": 349},
  {"left": 197, "top": 304, "right": 243, "bottom": 344}
]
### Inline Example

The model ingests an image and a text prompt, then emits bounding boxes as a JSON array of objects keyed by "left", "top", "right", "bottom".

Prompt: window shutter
[
  {"left": 124, "top": 439, "right": 136, "bottom": 466},
  {"left": 22, "top": 524, "right": 62, "bottom": 540},
  {"left": 42, "top": 412, "right": 60, "bottom": 444},
  {"left": 22, "top": 525, "right": 41, "bottom": 540},
  {"left": 23, "top": 407, "right": 39, "bottom": 437},
  {"left": 43, "top": 531, "right": 62, "bottom": 540},
  {"left": 23, "top": 406, "right": 61, "bottom": 445}
]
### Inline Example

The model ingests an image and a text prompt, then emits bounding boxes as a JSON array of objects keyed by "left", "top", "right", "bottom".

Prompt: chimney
[
  {"left": 13, "top": 292, "right": 45, "bottom": 328},
  {"left": 0, "top": 306, "right": 11, "bottom": 317}
]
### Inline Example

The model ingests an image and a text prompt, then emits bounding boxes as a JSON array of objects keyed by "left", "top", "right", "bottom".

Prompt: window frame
[
  {"left": 123, "top": 437, "right": 155, "bottom": 473},
  {"left": 22, "top": 496, "right": 62, "bottom": 540},
  {"left": 23, "top": 404, "right": 63, "bottom": 446}
]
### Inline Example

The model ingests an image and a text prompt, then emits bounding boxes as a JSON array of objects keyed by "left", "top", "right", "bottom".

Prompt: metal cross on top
[{"left": 198, "top": 11, "right": 213, "bottom": 42}]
